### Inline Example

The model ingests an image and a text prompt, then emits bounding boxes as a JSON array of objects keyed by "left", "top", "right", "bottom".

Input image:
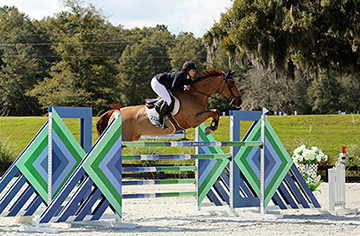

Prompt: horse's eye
[{"left": 228, "top": 81, "right": 235, "bottom": 87}]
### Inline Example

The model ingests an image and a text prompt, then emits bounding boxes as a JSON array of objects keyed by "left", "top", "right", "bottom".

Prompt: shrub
[{"left": 0, "top": 138, "right": 15, "bottom": 163}]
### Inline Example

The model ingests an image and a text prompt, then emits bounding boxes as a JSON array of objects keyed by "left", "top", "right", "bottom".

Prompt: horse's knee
[
  {"left": 214, "top": 109, "right": 221, "bottom": 119},
  {"left": 208, "top": 110, "right": 220, "bottom": 131}
]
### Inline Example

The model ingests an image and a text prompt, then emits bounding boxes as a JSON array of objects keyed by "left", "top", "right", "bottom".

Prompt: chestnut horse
[{"left": 96, "top": 69, "right": 242, "bottom": 141}]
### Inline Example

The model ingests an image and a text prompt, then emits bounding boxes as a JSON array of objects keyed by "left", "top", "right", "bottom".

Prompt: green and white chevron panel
[
  {"left": 197, "top": 123, "right": 229, "bottom": 205},
  {"left": 82, "top": 113, "right": 123, "bottom": 216},
  {"left": 234, "top": 116, "right": 293, "bottom": 207},
  {"left": 16, "top": 108, "right": 86, "bottom": 203}
]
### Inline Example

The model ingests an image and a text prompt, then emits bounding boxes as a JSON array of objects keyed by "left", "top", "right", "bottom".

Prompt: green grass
[
  {"left": 1, "top": 114, "right": 360, "bottom": 165},
  {"left": 0, "top": 117, "right": 100, "bottom": 160},
  {"left": 268, "top": 114, "right": 360, "bottom": 165}
]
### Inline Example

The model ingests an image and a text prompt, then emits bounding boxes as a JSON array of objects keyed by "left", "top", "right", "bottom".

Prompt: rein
[
  {"left": 190, "top": 88, "right": 212, "bottom": 98},
  {"left": 190, "top": 77, "right": 240, "bottom": 105}
]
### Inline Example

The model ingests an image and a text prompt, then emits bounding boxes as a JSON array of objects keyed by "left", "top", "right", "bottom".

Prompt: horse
[{"left": 96, "top": 69, "right": 242, "bottom": 141}]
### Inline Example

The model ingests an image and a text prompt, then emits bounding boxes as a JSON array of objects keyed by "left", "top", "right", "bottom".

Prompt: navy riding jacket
[{"left": 155, "top": 71, "right": 191, "bottom": 91}]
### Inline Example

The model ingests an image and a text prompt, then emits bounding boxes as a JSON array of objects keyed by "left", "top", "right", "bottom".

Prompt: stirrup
[
  {"left": 160, "top": 123, "right": 168, "bottom": 129},
  {"left": 154, "top": 121, "right": 168, "bottom": 129},
  {"left": 156, "top": 119, "right": 168, "bottom": 129}
]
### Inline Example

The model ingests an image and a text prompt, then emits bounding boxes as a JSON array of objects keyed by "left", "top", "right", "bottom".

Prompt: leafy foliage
[
  {"left": 116, "top": 27, "right": 173, "bottom": 106},
  {"left": 27, "top": 1, "right": 118, "bottom": 114},
  {"left": 240, "top": 68, "right": 307, "bottom": 113},
  {"left": 0, "top": 137, "right": 15, "bottom": 163},
  {"left": 205, "top": 0, "right": 360, "bottom": 77},
  {"left": 168, "top": 32, "right": 207, "bottom": 72},
  {"left": 0, "top": 7, "right": 44, "bottom": 115},
  {"left": 0, "top": 1, "right": 359, "bottom": 116},
  {"left": 204, "top": 0, "right": 360, "bottom": 114}
]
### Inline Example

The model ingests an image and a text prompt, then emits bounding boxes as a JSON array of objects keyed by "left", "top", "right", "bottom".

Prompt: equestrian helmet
[{"left": 182, "top": 61, "right": 197, "bottom": 72}]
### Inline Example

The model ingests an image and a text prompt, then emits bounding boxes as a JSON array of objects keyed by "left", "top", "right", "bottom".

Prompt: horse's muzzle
[{"left": 229, "top": 97, "right": 242, "bottom": 108}]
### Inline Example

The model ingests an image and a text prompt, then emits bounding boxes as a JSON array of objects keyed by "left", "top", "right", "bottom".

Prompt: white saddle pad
[{"left": 146, "top": 96, "right": 180, "bottom": 126}]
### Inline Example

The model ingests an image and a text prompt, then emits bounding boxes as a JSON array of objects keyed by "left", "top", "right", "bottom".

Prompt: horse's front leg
[
  {"left": 204, "top": 109, "right": 221, "bottom": 136},
  {"left": 189, "top": 109, "right": 220, "bottom": 136}
]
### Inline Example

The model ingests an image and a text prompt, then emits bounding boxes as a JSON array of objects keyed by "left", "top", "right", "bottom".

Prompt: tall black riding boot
[{"left": 158, "top": 102, "right": 169, "bottom": 129}]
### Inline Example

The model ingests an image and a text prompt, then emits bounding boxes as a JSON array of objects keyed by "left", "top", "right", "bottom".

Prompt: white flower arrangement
[
  {"left": 292, "top": 145, "right": 328, "bottom": 192},
  {"left": 292, "top": 145, "right": 328, "bottom": 165}
]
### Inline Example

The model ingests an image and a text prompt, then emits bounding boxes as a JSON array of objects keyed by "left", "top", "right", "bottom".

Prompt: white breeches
[{"left": 151, "top": 77, "right": 172, "bottom": 105}]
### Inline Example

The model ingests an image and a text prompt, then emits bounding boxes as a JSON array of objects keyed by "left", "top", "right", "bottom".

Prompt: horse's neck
[
  {"left": 192, "top": 76, "right": 222, "bottom": 97},
  {"left": 174, "top": 75, "right": 223, "bottom": 106}
]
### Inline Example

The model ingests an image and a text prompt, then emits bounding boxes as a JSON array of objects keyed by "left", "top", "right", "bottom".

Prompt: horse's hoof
[
  {"left": 161, "top": 124, "right": 168, "bottom": 129},
  {"left": 204, "top": 127, "right": 212, "bottom": 136}
]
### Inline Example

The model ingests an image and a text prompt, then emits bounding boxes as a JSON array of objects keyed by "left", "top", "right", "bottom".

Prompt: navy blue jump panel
[{"left": 230, "top": 111, "right": 262, "bottom": 208}]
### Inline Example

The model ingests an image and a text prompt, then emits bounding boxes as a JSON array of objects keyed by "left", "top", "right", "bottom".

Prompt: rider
[{"left": 151, "top": 61, "right": 197, "bottom": 129}]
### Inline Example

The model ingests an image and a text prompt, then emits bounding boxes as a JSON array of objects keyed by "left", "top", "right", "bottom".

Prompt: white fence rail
[{"left": 328, "top": 149, "right": 358, "bottom": 214}]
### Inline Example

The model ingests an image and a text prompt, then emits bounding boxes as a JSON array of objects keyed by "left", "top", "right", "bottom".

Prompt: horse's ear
[
  {"left": 224, "top": 69, "right": 231, "bottom": 79},
  {"left": 225, "top": 69, "right": 235, "bottom": 79}
]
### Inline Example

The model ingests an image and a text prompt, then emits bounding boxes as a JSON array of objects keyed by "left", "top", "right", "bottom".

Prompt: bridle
[
  {"left": 220, "top": 72, "right": 240, "bottom": 106},
  {"left": 191, "top": 70, "right": 240, "bottom": 106}
]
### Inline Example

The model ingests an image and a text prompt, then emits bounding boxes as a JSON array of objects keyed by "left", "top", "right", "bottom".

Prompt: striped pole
[
  {"left": 122, "top": 179, "right": 196, "bottom": 185},
  {"left": 122, "top": 166, "right": 197, "bottom": 173},
  {"left": 122, "top": 141, "right": 262, "bottom": 147},
  {"left": 47, "top": 108, "right": 53, "bottom": 204},
  {"left": 123, "top": 192, "right": 196, "bottom": 199},
  {"left": 122, "top": 154, "right": 231, "bottom": 161},
  {"left": 260, "top": 107, "right": 268, "bottom": 214},
  {"left": 195, "top": 126, "right": 199, "bottom": 211},
  {"left": 230, "top": 112, "right": 234, "bottom": 210}
]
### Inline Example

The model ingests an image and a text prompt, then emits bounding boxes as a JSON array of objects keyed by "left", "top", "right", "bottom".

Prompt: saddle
[
  {"left": 144, "top": 95, "right": 183, "bottom": 131},
  {"left": 145, "top": 96, "right": 175, "bottom": 113}
]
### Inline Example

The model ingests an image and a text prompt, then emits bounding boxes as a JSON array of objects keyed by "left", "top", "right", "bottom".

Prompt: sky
[{"left": 1, "top": 0, "right": 232, "bottom": 37}]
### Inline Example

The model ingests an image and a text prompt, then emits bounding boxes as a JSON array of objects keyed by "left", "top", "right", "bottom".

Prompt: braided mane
[{"left": 192, "top": 69, "right": 224, "bottom": 84}]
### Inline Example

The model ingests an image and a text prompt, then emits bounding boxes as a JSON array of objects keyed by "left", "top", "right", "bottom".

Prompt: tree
[
  {"left": 0, "top": 6, "right": 44, "bottom": 115},
  {"left": 116, "top": 25, "right": 174, "bottom": 106},
  {"left": 240, "top": 68, "right": 308, "bottom": 114},
  {"left": 27, "top": 0, "right": 118, "bottom": 114},
  {"left": 307, "top": 72, "right": 360, "bottom": 114},
  {"left": 338, "top": 75, "right": 360, "bottom": 112},
  {"left": 204, "top": 0, "right": 360, "bottom": 78},
  {"left": 168, "top": 32, "right": 207, "bottom": 72},
  {"left": 307, "top": 72, "right": 342, "bottom": 114}
]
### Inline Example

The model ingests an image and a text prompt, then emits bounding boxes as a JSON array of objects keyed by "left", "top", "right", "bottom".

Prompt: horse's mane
[{"left": 192, "top": 69, "right": 224, "bottom": 84}]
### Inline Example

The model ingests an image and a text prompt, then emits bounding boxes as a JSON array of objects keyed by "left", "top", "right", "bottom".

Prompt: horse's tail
[{"left": 96, "top": 110, "right": 117, "bottom": 136}]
